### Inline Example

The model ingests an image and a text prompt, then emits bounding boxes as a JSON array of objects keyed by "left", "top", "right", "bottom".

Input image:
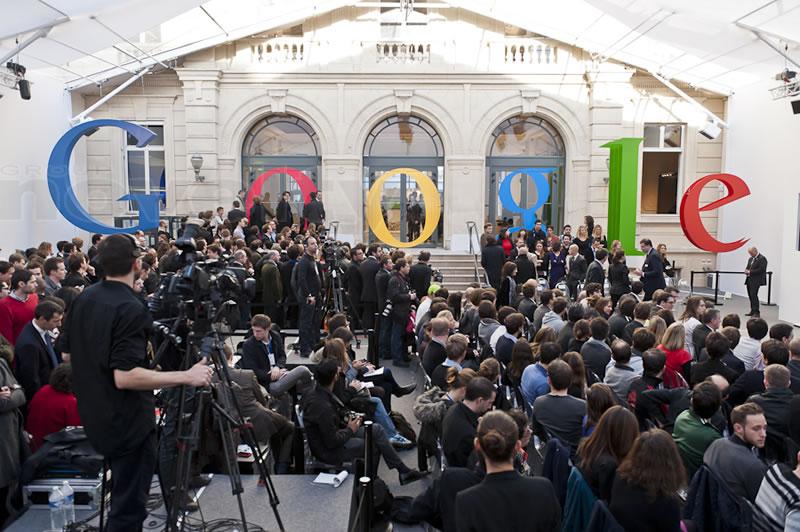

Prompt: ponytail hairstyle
[{"left": 476, "top": 410, "right": 519, "bottom": 463}]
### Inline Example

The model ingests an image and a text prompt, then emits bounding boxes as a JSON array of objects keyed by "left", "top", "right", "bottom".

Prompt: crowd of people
[{"left": 0, "top": 195, "right": 795, "bottom": 531}]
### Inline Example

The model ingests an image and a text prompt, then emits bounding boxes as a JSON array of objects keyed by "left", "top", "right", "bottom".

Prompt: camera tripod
[
  {"left": 160, "top": 315, "right": 284, "bottom": 532},
  {"left": 321, "top": 265, "right": 362, "bottom": 349}
]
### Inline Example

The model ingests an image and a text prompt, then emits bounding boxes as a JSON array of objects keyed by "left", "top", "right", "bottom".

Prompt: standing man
[
  {"left": 0, "top": 269, "right": 39, "bottom": 345},
  {"left": 228, "top": 200, "right": 246, "bottom": 227},
  {"left": 481, "top": 237, "right": 505, "bottom": 290},
  {"left": 480, "top": 223, "right": 493, "bottom": 250},
  {"left": 635, "top": 238, "right": 665, "bottom": 301},
  {"left": 409, "top": 251, "right": 432, "bottom": 299},
  {"left": 386, "top": 259, "right": 416, "bottom": 367},
  {"left": 43, "top": 257, "right": 66, "bottom": 296},
  {"left": 565, "top": 244, "right": 587, "bottom": 301},
  {"left": 249, "top": 197, "right": 267, "bottom": 235},
  {"left": 276, "top": 191, "right": 294, "bottom": 232},
  {"left": 745, "top": 247, "right": 767, "bottom": 318},
  {"left": 375, "top": 256, "right": 394, "bottom": 359},
  {"left": 345, "top": 246, "right": 364, "bottom": 331},
  {"left": 302, "top": 191, "right": 326, "bottom": 229},
  {"left": 65, "top": 234, "right": 211, "bottom": 531},
  {"left": 14, "top": 300, "right": 63, "bottom": 403},
  {"left": 585, "top": 248, "right": 607, "bottom": 292},
  {"left": 359, "top": 245, "right": 381, "bottom": 331},
  {"left": 296, "top": 236, "right": 322, "bottom": 358},
  {"left": 259, "top": 250, "right": 283, "bottom": 326}
]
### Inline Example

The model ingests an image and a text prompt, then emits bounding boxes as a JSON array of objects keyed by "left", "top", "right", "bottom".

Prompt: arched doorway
[
  {"left": 241, "top": 115, "right": 321, "bottom": 224},
  {"left": 362, "top": 115, "right": 444, "bottom": 246},
  {"left": 485, "top": 116, "right": 566, "bottom": 232}
]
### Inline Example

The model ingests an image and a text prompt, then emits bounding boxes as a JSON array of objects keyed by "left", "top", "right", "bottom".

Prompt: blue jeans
[
  {"left": 370, "top": 397, "right": 398, "bottom": 439},
  {"left": 391, "top": 319, "right": 406, "bottom": 363}
]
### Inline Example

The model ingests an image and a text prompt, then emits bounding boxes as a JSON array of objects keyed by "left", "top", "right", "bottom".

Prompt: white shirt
[
  {"left": 683, "top": 317, "right": 701, "bottom": 358},
  {"left": 733, "top": 336, "right": 764, "bottom": 371},
  {"left": 415, "top": 297, "right": 433, "bottom": 327},
  {"left": 31, "top": 320, "right": 54, "bottom": 346}
]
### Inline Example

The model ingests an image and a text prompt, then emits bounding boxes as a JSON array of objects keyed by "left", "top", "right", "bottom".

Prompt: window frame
[
  {"left": 124, "top": 122, "right": 166, "bottom": 213},
  {"left": 639, "top": 122, "right": 686, "bottom": 217}
]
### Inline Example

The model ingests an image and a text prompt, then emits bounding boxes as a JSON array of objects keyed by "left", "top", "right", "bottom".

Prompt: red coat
[
  {"left": 25, "top": 384, "right": 81, "bottom": 451},
  {"left": 0, "top": 293, "right": 38, "bottom": 345}
]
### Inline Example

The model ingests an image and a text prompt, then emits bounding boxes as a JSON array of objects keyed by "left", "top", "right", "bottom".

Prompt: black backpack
[{"left": 389, "top": 411, "right": 417, "bottom": 446}]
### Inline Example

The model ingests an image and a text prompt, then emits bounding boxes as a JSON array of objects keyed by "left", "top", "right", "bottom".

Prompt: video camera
[{"left": 148, "top": 222, "right": 255, "bottom": 333}]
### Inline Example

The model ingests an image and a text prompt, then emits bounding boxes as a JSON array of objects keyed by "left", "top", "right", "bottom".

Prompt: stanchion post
[
  {"left": 359, "top": 476, "right": 373, "bottom": 532},
  {"left": 767, "top": 271, "right": 773, "bottom": 305},
  {"left": 714, "top": 272, "right": 720, "bottom": 306},
  {"left": 690, "top": 271, "right": 695, "bottom": 296},
  {"left": 362, "top": 420, "right": 374, "bottom": 532}
]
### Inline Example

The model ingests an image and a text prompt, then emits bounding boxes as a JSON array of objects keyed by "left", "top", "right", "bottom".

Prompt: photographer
[
  {"left": 302, "top": 359, "right": 423, "bottom": 484},
  {"left": 386, "top": 258, "right": 416, "bottom": 367},
  {"left": 296, "top": 236, "right": 321, "bottom": 358},
  {"left": 65, "top": 234, "right": 212, "bottom": 531}
]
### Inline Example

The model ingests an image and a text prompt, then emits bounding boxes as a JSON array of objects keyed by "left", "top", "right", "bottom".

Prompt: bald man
[{"left": 745, "top": 247, "right": 768, "bottom": 318}]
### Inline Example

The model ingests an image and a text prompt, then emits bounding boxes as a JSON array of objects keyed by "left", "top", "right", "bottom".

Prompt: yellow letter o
[{"left": 366, "top": 167, "right": 441, "bottom": 248}]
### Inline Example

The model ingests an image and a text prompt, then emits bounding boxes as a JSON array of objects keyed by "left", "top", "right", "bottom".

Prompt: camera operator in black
[
  {"left": 296, "top": 236, "right": 321, "bottom": 357},
  {"left": 65, "top": 234, "right": 212, "bottom": 532}
]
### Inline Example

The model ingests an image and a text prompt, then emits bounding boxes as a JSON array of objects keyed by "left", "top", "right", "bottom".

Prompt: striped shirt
[{"left": 754, "top": 463, "right": 800, "bottom": 531}]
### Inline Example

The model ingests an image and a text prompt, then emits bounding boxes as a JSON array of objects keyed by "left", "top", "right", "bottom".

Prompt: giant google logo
[{"left": 47, "top": 121, "right": 751, "bottom": 254}]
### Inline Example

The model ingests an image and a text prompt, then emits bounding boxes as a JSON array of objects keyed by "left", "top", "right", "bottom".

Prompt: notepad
[
  {"left": 313, "top": 471, "right": 349, "bottom": 488},
  {"left": 362, "top": 367, "right": 384, "bottom": 377}
]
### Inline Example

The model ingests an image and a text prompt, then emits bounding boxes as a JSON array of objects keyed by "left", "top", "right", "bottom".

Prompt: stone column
[
  {"left": 321, "top": 156, "right": 362, "bottom": 244},
  {"left": 445, "top": 156, "right": 484, "bottom": 251}
]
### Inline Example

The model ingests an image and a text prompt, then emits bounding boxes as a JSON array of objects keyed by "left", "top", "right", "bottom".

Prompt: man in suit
[
  {"left": 302, "top": 191, "right": 326, "bottom": 228},
  {"left": 514, "top": 246, "right": 537, "bottom": 286},
  {"left": 692, "top": 308, "right": 720, "bottom": 357},
  {"left": 585, "top": 248, "right": 607, "bottom": 292},
  {"left": 745, "top": 247, "right": 767, "bottom": 318},
  {"left": 344, "top": 246, "right": 364, "bottom": 331},
  {"left": 635, "top": 238, "right": 666, "bottom": 301},
  {"left": 565, "top": 244, "right": 587, "bottom": 301},
  {"left": 275, "top": 191, "right": 294, "bottom": 231},
  {"left": 295, "top": 237, "right": 322, "bottom": 358},
  {"left": 480, "top": 237, "right": 505, "bottom": 290},
  {"left": 409, "top": 251, "right": 433, "bottom": 298},
  {"left": 359, "top": 244, "right": 381, "bottom": 331},
  {"left": 15, "top": 300, "right": 64, "bottom": 404},
  {"left": 259, "top": 250, "right": 282, "bottom": 326},
  {"left": 239, "top": 314, "right": 312, "bottom": 417},
  {"left": 375, "top": 256, "right": 394, "bottom": 359},
  {"left": 227, "top": 200, "right": 246, "bottom": 226}
]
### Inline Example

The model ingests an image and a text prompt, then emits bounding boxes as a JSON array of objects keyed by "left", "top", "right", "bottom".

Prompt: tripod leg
[{"left": 212, "top": 402, "right": 248, "bottom": 532}]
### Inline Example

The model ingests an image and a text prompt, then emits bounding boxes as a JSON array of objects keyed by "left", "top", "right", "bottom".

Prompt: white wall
[
  {"left": 0, "top": 72, "right": 84, "bottom": 258},
  {"left": 719, "top": 78, "right": 800, "bottom": 321}
]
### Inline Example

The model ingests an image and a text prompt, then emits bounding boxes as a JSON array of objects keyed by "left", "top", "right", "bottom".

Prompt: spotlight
[
  {"left": 18, "top": 79, "right": 30, "bottom": 100},
  {"left": 3, "top": 61, "right": 30, "bottom": 101},
  {"left": 775, "top": 69, "right": 797, "bottom": 83},
  {"left": 699, "top": 120, "right": 721, "bottom": 140},
  {"left": 791, "top": 100, "right": 800, "bottom": 115}
]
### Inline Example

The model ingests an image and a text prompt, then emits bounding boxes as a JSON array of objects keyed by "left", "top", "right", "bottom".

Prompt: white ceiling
[{"left": 3, "top": 0, "right": 800, "bottom": 94}]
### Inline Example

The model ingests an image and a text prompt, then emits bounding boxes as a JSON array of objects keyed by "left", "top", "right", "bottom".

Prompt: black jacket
[
  {"left": 302, "top": 199, "right": 325, "bottom": 226},
  {"left": 455, "top": 471, "right": 561, "bottom": 532},
  {"left": 249, "top": 203, "right": 267, "bottom": 230},
  {"left": 407, "top": 467, "right": 482, "bottom": 532},
  {"left": 422, "top": 340, "right": 447, "bottom": 376},
  {"left": 607, "top": 262, "right": 630, "bottom": 296},
  {"left": 279, "top": 259, "right": 297, "bottom": 304},
  {"left": 728, "top": 369, "right": 765, "bottom": 407},
  {"left": 745, "top": 253, "right": 768, "bottom": 287},
  {"left": 239, "top": 331, "right": 287, "bottom": 390},
  {"left": 514, "top": 254, "right": 537, "bottom": 285},
  {"left": 641, "top": 248, "right": 666, "bottom": 296},
  {"left": 409, "top": 263, "right": 433, "bottom": 299},
  {"left": 386, "top": 271, "right": 413, "bottom": 324},
  {"left": 345, "top": 261, "right": 363, "bottom": 306},
  {"left": 692, "top": 324, "right": 713, "bottom": 355},
  {"left": 376, "top": 268, "right": 392, "bottom": 312},
  {"left": 749, "top": 388, "right": 793, "bottom": 462},
  {"left": 14, "top": 322, "right": 59, "bottom": 402},
  {"left": 276, "top": 199, "right": 293, "bottom": 226},
  {"left": 481, "top": 244, "right": 505, "bottom": 289},
  {"left": 295, "top": 254, "right": 321, "bottom": 300},
  {"left": 690, "top": 358, "right": 739, "bottom": 387},
  {"left": 585, "top": 260, "right": 605, "bottom": 288},
  {"left": 608, "top": 313, "right": 629, "bottom": 341},
  {"left": 359, "top": 257, "right": 380, "bottom": 303},
  {"left": 301, "top": 386, "right": 354, "bottom": 466},
  {"left": 442, "top": 402, "right": 479, "bottom": 468},
  {"left": 228, "top": 208, "right": 246, "bottom": 226},
  {"left": 567, "top": 255, "right": 587, "bottom": 283}
]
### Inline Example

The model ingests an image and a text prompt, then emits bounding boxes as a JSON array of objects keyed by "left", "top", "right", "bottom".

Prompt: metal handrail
[
  {"left": 689, "top": 270, "right": 774, "bottom": 307},
  {"left": 466, "top": 221, "right": 486, "bottom": 285}
]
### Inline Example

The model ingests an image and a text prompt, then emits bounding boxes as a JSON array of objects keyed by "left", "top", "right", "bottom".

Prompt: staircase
[{"left": 428, "top": 252, "right": 486, "bottom": 292}]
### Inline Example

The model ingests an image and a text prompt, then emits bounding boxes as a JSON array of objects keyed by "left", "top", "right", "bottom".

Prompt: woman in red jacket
[{"left": 25, "top": 362, "right": 81, "bottom": 451}]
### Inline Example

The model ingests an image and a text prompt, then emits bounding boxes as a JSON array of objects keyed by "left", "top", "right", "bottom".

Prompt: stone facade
[{"left": 75, "top": 6, "right": 726, "bottom": 277}]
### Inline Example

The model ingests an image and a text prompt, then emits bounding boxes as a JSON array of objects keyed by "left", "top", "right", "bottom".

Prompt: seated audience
[
  {"left": 520, "top": 341, "right": 561, "bottom": 405},
  {"left": 659, "top": 322, "right": 692, "bottom": 382},
  {"left": 690, "top": 331, "right": 740, "bottom": 386},
  {"left": 531, "top": 359, "right": 586, "bottom": 449},
  {"left": 622, "top": 302, "right": 650, "bottom": 344},
  {"left": 734, "top": 318, "right": 769, "bottom": 371},
  {"left": 609, "top": 429, "right": 686, "bottom": 531},
  {"left": 541, "top": 297, "right": 568, "bottom": 335},
  {"left": 754, "top": 454, "right": 800, "bottom": 531},
  {"left": 749, "top": 364, "right": 793, "bottom": 463},
  {"left": 692, "top": 308, "right": 720, "bottom": 357},
  {"left": 441, "top": 377, "right": 496, "bottom": 468},
  {"left": 703, "top": 402, "right": 768, "bottom": 503},
  {"left": 729, "top": 339, "right": 789, "bottom": 407},
  {"left": 454, "top": 411, "right": 562, "bottom": 532},
  {"left": 582, "top": 383, "right": 617, "bottom": 437},
  {"left": 14, "top": 299, "right": 64, "bottom": 403},
  {"left": 301, "top": 359, "right": 423, "bottom": 484},
  {"left": 494, "top": 313, "right": 524, "bottom": 366},
  {"left": 581, "top": 317, "right": 612, "bottom": 381},
  {"left": 604, "top": 340, "right": 639, "bottom": 403},
  {"left": 431, "top": 339, "right": 467, "bottom": 391},
  {"left": 422, "top": 317, "right": 449, "bottom": 376},
  {"left": 577, "top": 405, "right": 638, "bottom": 501},
  {"left": 671, "top": 381, "right": 723, "bottom": 480}
]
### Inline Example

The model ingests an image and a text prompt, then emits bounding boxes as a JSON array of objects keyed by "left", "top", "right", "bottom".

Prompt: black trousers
[
  {"left": 108, "top": 431, "right": 157, "bottom": 532},
  {"left": 747, "top": 282, "right": 761, "bottom": 314},
  {"left": 298, "top": 300, "right": 318, "bottom": 357},
  {"left": 362, "top": 302, "right": 377, "bottom": 331}
]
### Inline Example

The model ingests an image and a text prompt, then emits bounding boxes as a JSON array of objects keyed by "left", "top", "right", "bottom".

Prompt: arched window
[
  {"left": 362, "top": 115, "right": 444, "bottom": 246},
  {"left": 241, "top": 115, "right": 321, "bottom": 227},
  {"left": 485, "top": 116, "right": 566, "bottom": 232}
]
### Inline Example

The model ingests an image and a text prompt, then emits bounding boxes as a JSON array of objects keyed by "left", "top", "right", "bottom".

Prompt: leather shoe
[
  {"left": 399, "top": 469, "right": 427, "bottom": 486},
  {"left": 188, "top": 474, "right": 212, "bottom": 489},
  {"left": 394, "top": 383, "right": 416, "bottom": 397}
]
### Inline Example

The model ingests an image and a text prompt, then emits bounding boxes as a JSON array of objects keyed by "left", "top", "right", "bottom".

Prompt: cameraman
[
  {"left": 65, "top": 234, "right": 212, "bottom": 531},
  {"left": 296, "top": 236, "right": 321, "bottom": 358},
  {"left": 386, "top": 258, "right": 416, "bottom": 367}
]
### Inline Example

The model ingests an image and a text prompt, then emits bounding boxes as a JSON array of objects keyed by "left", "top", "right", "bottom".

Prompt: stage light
[{"left": 699, "top": 120, "right": 721, "bottom": 140}]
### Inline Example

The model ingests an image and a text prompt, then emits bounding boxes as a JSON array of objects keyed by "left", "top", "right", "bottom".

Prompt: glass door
[
  {"left": 242, "top": 156, "right": 320, "bottom": 226},
  {"left": 365, "top": 166, "right": 443, "bottom": 246},
  {"left": 486, "top": 162, "right": 563, "bottom": 232}
]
